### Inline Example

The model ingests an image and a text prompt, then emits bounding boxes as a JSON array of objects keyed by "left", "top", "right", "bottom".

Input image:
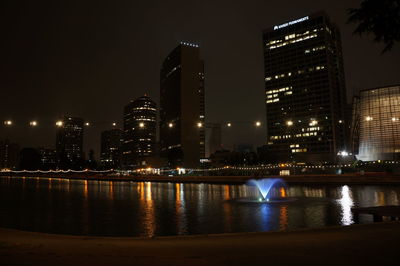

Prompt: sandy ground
[{"left": 1, "top": 223, "right": 399, "bottom": 266}]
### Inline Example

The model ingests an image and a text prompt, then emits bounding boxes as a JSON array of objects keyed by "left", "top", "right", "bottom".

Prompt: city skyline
[
  {"left": 1, "top": 1, "right": 399, "bottom": 159},
  {"left": 1, "top": 1, "right": 400, "bottom": 264}
]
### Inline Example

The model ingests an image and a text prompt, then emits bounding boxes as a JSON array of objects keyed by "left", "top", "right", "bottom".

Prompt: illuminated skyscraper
[
  {"left": 160, "top": 42, "right": 205, "bottom": 168},
  {"left": 56, "top": 117, "right": 84, "bottom": 167},
  {"left": 100, "top": 128, "right": 123, "bottom": 169},
  {"left": 122, "top": 95, "right": 157, "bottom": 168},
  {"left": 352, "top": 84, "right": 400, "bottom": 161},
  {"left": 263, "top": 12, "right": 347, "bottom": 163}
]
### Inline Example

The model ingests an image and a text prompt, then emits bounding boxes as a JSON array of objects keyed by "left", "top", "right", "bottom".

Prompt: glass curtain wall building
[
  {"left": 122, "top": 95, "right": 157, "bottom": 168},
  {"left": 262, "top": 12, "right": 347, "bottom": 163},
  {"left": 159, "top": 42, "right": 205, "bottom": 168},
  {"left": 354, "top": 85, "right": 400, "bottom": 161}
]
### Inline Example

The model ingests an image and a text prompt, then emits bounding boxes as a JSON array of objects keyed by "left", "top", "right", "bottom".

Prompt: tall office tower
[
  {"left": 122, "top": 95, "right": 157, "bottom": 168},
  {"left": 56, "top": 117, "right": 84, "bottom": 167},
  {"left": 352, "top": 84, "right": 400, "bottom": 161},
  {"left": 160, "top": 42, "right": 205, "bottom": 168},
  {"left": 0, "top": 139, "right": 19, "bottom": 170},
  {"left": 100, "top": 128, "right": 123, "bottom": 169},
  {"left": 263, "top": 12, "right": 347, "bottom": 163}
]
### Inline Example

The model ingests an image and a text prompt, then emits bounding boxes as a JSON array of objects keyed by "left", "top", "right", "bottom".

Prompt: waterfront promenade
[
  {"left": 0, "top": 222, "right": 399, "bottom": 266},
  {"left": 1, "top": 172, "right": 400, "bottom": 185}
]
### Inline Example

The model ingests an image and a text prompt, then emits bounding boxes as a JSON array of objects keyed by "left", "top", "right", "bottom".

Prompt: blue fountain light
[{"left": 248, "top": 178, "right": 285, "bottom": 200}]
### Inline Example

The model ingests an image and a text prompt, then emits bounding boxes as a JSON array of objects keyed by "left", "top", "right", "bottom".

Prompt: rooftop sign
[{"left": 273, "top": 16, "right": 309, "bottom": 30}]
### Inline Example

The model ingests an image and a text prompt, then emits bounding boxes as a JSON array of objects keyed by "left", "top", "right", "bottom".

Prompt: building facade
[
  {"left": 38, "top": 148, "right": 57, "bottom": 170},
  {"left": 122, "top": 95, "right": 157, "bottom": 168},
  {"left": 56, "top": 117, "right": 84, "bottom": 168},
  {"left": 263, "top": 12, "right": 347, "bottom": 163},
  {"left": 159, "top": 42, "right": 205, "bottom": 168},
  {"left": 100, "top": 128, "right": 123, "bottom": 169},
  {"left": 353, "top": 85, "right": 400, "bottom": 161},
  {"left": 0, "top": 139, "right": 19, "bottom": 170}
]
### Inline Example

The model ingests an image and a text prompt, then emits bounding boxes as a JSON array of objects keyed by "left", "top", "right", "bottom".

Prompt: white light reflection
[{"left": 337, "top": 185, "right": 354, "bottom": 225}]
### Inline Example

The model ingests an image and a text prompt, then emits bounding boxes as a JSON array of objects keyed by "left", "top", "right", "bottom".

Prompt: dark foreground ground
[{"left": 1, "top": 222, "right": 399, "bottom": 266}]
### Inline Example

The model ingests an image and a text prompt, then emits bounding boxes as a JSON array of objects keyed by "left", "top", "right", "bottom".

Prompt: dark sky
[{"left": 1, "top": 0, "right": 399, "bottom": 158}]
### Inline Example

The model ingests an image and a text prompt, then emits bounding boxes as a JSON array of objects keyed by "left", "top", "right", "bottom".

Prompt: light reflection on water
[
  {"left": 0, "top": 176, "right": 400, "bottom": 237},
  {"left": 337, "top": 185, "right": 354, "bottom": 226}
]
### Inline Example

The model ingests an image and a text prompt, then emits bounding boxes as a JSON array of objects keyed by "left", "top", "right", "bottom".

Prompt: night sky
[{"left": 1, "top": 0, "right": 399, "bottom": 158}]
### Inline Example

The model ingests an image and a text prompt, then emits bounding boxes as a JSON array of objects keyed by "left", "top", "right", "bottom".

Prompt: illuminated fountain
[{"left": 240, "top": 178, "right": 292, "bottom": 203}]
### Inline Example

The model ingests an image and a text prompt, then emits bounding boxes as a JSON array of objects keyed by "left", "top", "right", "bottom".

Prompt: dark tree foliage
[
  {"left": 19, "top": 148, "right": 41, "bottom": 170},
  {"left": 348, "top": 0, "right": 400, "bottom": 53}
]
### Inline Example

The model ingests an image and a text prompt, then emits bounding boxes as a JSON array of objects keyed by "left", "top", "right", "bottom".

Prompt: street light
[
  {"left": 56, "top": 121, "right": 63, "bottom": 127},
  {"left": 168, "top": 123, "right": 174, "bottom": 128},
  {"left": 29, "top": 121, "right": 38, "bottom": 127},
  {"left": 197, "top": 122, "right": 203, "bottom": 128},
  {"left": 286, "top": 120, "right": 293, "bottom": 126},
  {"left": 112, "top": 122, "right": 117, "bottom": 127},
  {"left": 255, "top": 121, "right": 261, "bottom": 127},
  {"left": 85, "top": 122, "right": 90, "bottom": 126},
  {"left": 4, "top": 120, "right": 12, "bottom": 126},
  {"left": 227, "top": 122, "right": 232, "bottom": 127},
  {"left": 139, "top": 122, "right": 145, "bottom": 128}
]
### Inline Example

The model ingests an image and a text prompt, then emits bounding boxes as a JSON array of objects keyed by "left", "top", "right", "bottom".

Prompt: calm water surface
[{"left": 0, "top": 176, "right": 399, "bottom": 237}]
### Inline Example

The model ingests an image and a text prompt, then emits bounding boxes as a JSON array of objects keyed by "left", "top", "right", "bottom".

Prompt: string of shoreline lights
[
  {"left": 2, "top": 160, "right": 399, "bottom": 175},
  {"left": 2, "top": 119, "right": 264, "bottom": 129}
]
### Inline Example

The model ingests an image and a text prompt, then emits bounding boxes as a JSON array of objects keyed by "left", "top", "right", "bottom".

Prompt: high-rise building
[
  {"left": 352, "top": 84, "right": 400, "bottom": 161},
  {"left": 263, "top": 12, "right": 347, "bottom": 163},
  {"left": 56, "top": 117, "right": 84, "bottom": 167},
  {"left": 38, "top": 148, "right": 57, "bottom": 170},
  {"left": 100, "top": 128, "right": 123, "bottom": 169},
  {"left": 159, "top": 42, "right": 205, "bottom": 168},
  {"left": 122, "top": 95, "right": 157, "bottom": 168},
  {"left": 0, "top": 139, "right": 19, "bottom": 170}
]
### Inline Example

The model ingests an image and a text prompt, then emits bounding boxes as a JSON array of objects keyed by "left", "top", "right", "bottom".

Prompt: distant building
[
  {"left": 206, "top": 123, "right": 222, "bottom": 157},
  {"left": 233, "top": 143, "right": 254, "bottom": 153},
  {"left": 352, "top": 84, "right": 400, "bottom": 161},
  {"left": 209, "top": 150, "right": 231, "bottom": 167},
  {"left": 38, "top": 148, "right": 57, "bottom": 170},
  {"left": 100, "top": 128, "right": 123, "bottom": 169},
  {"left": 122, "top": 95, "right": 157, "bottom": 168},
  {"left": 210, "top": 149, "right": 259, "bottom": 167},
  {"left": 263, "top": 12, "right": 347, "bottom": 163},
  {"left": 56, "top": 117, "right": 84, "bottom": 168},
  {"left": 159, "top": 42, "right": 205, "bottom": 168},
  {"left": 0, "top": 139, "right": 19, "bottom": 170}
]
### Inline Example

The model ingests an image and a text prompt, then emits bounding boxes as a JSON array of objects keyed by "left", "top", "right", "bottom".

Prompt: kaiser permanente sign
[{"left": 273, "top": 16, "right": 309, "bottom": 30}]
